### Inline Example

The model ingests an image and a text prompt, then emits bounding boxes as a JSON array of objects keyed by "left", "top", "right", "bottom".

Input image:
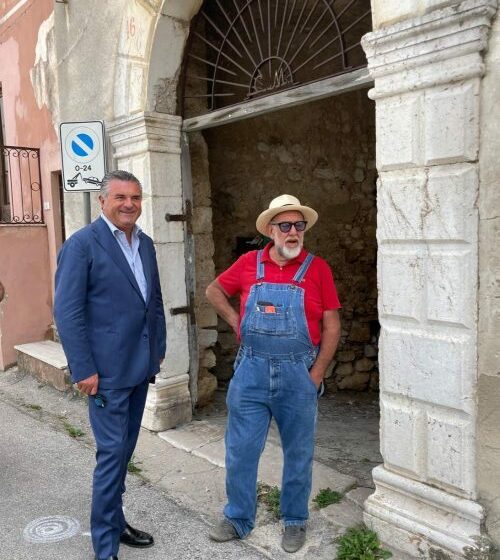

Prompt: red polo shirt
[{"left": 217, "top": 243, "right": 341, "bottom": 345}]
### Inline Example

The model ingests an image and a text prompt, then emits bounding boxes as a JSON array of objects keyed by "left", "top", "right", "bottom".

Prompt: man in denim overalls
[{"left": 206, "top": 195, "right": 341, "bottom": 553}]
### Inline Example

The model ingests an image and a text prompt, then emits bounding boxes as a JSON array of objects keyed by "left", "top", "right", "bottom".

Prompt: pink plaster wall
[
  {"left": 0, "top": 224, "right": 52, "bottom": 369},
  {"left": 0, "top": 0, "right": 61, "bottom": 368},
  {"left": 0, "top": 0, "right": 62, "bottom": 280}
]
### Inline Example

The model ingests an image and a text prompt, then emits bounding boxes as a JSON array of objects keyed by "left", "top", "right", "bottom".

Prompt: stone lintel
[{"left": 364, "top": 466, "right": 485, "bottom": 558}]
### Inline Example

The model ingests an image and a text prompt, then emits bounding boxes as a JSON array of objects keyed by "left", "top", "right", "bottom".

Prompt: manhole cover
[{"left": 23, "top": 516, "right": 80, "bottom": 543}]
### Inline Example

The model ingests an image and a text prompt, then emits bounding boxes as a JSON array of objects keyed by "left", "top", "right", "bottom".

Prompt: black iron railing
[{"left": 0, "top": 145, "right": 43, "bottom": 224}]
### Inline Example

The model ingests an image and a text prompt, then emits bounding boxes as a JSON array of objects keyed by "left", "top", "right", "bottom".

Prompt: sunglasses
[{"left": 270, "top": 220, "right": 308, "bottom": 233}]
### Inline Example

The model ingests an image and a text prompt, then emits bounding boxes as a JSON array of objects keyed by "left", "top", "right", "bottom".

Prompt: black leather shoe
[
  {"left": 95, "top": 556, "right": 118, "bottom": 559},
  {"left": 119, "top": 523, "right": 154, "bottom": 548}
]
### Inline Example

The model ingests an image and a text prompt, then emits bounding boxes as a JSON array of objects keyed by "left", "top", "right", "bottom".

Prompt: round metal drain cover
[{"left": 23, "top": 516, "right": 80, "bottom": 543}]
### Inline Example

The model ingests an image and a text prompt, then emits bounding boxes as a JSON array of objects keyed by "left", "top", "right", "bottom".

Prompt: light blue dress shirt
[{"left": 100, "top": 214, "right": 148, "bottom": 302}]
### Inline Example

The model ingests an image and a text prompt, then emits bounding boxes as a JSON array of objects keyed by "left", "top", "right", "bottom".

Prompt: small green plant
[
  {"left": 335, "top": 526, "right": 392, "bottom": 560},
  {"left": 62, "top": 420, "right": 85, "bottom": 438},
  {"left": 24, "top": 403, "right": 42, "bottom": 411},
  {"left": 313, "top": 487, "right": 342, "bottom": 508},
  {"left": 127, "top": 455, "right": 142, "bottom": 474},
  {"left": 257, "top": 482, "right": 281, "bottom": 519}
]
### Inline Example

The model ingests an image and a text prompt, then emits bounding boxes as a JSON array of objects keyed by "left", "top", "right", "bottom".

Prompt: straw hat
[{"left": 256, "top": 194, "right": 318, "bottom": 235}]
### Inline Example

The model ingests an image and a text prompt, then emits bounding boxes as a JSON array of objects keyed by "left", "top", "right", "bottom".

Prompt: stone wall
[
  {"left": 189, "top": 131, "right": 219, "bottom": 406},
  {"left": 197, "top": 89, "right": 377, "bottom": 391},
  {"left": 477, "top": 7, "right": 500, "bottom": 548}
]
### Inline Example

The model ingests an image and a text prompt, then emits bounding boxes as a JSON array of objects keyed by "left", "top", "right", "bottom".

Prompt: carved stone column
[
  {"left": 108, "top": 111, "right": 192, "bottom": 431},
  {"left": 362, "top": 1, "right": 497, "bottom": 557}
]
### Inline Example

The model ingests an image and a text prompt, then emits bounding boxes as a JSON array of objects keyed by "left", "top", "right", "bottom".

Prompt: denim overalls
[{"left": 224, "top": 250, "right": 319, "bottom": 538}]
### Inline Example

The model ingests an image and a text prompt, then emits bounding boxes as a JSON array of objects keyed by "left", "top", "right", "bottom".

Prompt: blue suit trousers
[{"left": 88, "top": 379, "right": 149, "bottom": 559}]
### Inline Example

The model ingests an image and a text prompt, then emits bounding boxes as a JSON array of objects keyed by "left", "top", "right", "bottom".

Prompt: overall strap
[
  {"left": 293, "top": 252, "right": 315, "bottom": 283},
  {"left": 256, "top": 250, "right": 265, "bottom": 280}
]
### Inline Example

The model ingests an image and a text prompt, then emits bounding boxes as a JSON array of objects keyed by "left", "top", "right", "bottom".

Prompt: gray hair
[{"left": 100, "top": 170, "right": 142, "bottom": 198}]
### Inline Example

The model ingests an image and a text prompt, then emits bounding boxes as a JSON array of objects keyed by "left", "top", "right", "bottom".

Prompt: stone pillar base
[
  {"left": 364, "top": 466, "right": 486, "bottom": 559},
  {"left": 142, "top": 374, "right": 192, "bottom": 432}
]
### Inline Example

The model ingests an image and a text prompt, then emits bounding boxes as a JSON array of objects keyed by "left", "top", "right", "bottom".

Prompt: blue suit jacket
[{"left": 54, "top": 217, "right": 167, "bottom": 390}]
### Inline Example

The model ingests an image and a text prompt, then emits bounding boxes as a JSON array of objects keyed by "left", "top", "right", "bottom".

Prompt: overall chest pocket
[{"left": 248, "top": 302, "right": 297, "bottom": 337}]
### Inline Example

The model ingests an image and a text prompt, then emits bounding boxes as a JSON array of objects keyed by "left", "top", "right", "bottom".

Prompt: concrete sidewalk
[{"left": 0, "top": 368, "right": 380, "bottom": 560}]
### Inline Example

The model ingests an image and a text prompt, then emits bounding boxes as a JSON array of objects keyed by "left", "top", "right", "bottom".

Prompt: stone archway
[
  {"left": 108, "top": 0, "right": 204, "bottom": 431},
  {"left": 105, "top": 0, "right": 499, "bottom": 557}
]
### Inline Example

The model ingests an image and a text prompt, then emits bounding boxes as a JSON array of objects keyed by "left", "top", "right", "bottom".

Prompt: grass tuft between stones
[
  {"left": 335, "top": 526, "right": 392, "bottom": 560},
  {"left": 257, "top": 482, "right": 281, "bottom": 519},
  {"left": 313, "top": 487, "right": 342, "bottom": 508}
]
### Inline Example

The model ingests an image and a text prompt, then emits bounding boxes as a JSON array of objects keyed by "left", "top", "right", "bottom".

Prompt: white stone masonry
[
  {"left": 362, "top": 0, "right": 497, "bottom": 557},
  {"left": 108, "top": 112, "right": 192, "bottom": 431}
]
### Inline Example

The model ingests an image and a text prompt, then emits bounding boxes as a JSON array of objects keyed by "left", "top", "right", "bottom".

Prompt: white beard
[{"left": 276, "top": 242, "right": 302, "bottom": 260}]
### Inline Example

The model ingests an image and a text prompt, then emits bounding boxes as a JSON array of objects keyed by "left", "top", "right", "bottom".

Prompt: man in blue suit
[{"left": 54, "top": 170, "right": 166, "bottom": 560}]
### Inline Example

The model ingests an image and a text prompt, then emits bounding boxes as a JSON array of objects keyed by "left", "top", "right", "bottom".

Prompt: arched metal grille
[{"left": 181, "top": 0, "right": 372, "bottom": 118}]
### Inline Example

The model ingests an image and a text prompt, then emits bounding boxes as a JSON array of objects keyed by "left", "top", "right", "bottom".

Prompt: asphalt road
[{"left": 0, "top": 394, "right": 267, "bottom": 560}]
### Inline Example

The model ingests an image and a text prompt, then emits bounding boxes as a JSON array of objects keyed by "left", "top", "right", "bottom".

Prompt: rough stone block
[
  {"left": 377, "top": 95, "right": 422, "bottom": 170},
  {"left": 424, "top": 82, "right": 478, "bottom": 165},
  {"left": 379, "top": 249, "right": 423, "bottom": 321},
  {"left": 426, "top": 410, "right": 473, "bottom": 494},
  {"left": 378, "top": 165, "right": 478, "bottom": 243},
  {"left": 192, "top": 206, "right": 212, "bottom": 235},
  {"left": 381, "top": 400, "right": 423, "bottom": 476},
  {"left": 197, "top": 328, "right": 218, "bottom": 349},
  {"left": 337, "top": 371, "right": 370, "bottom": 391},
  {"left": 348, "top": 322, "right": 371, "bottom": 343},
  {"left": 427, "top": 251, "right": 476, "bottom": 327},
  {"left": 355, "top": 357, "right": 375, "bottom": 372},
  {"left": 201, "top": 349, "right": 216, "bottom": 368},
  {"left": 195, "top": 304, "right": 218, "bottom": 329},
  {"left": 364, "top": 344, "right": 378, "bottom": 358},
  {"left": 424, "top": 165, "right": 478, "bottom": 242},
  {"left": 377, "top": 170, "right": 427, "bottom": 241},
  {"left": 336, "top": 350, "right": 355, "bottom": 362},
  {"left": 334, "top": 362, "right": 353, "bottom": 380},
  {"left": 197, "top": 370, "right": 217, "bottom": 407},
  {"left": 381, "top": 327, "right": 475, "bottom": 412}
]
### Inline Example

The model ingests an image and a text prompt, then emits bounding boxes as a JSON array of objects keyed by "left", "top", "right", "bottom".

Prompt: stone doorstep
[
  {"left": 14, "top": 340, "right": 71, "bottom": 392},
  {"left": 158, "top": 420, "right": 357, "bottom": 495}
]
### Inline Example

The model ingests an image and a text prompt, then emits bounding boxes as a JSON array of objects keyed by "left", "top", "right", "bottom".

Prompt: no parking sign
[{"left": 59, "top": 121, "right": 107, "bottom": 192}]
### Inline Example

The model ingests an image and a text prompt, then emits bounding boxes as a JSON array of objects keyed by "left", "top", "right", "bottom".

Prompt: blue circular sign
[
  {"left": 71, "top": 133, "right": 94, "bottom": 157},
  {"left": 64, "top": 127, "right": 100, "bottom": 163}
]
